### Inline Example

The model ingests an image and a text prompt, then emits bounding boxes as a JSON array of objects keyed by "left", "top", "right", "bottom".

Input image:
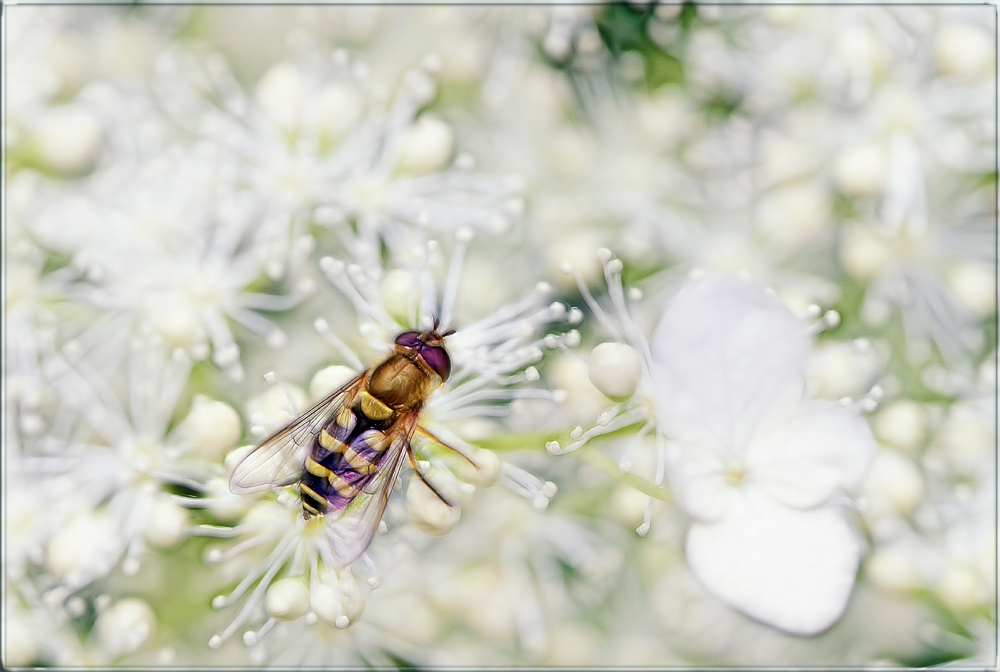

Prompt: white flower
[
  {"left": 22, "top": 338, "right": 241, "bottom": 592},
  {"left": 206, "top": 222, "right": 574, "bottom": 656},
  {"left": 650, "top": 273, "right": 877, "bottom": 635}
]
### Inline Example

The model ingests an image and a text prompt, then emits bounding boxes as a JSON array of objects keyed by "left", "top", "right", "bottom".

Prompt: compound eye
[
  {"left": 419, "top": 345, "right": 451, "bottom": 381},
  {"left": 394, "top": 331, "right": 423, "bottom": 348}
]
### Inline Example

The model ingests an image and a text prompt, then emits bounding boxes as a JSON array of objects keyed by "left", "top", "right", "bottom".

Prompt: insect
[{"left": 229, "top": 323, "right": 473, "bottom": 566}]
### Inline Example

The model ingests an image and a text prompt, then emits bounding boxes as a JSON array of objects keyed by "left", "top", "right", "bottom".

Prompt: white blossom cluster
[{"left": 4, "top": 4, "right": 995, "bottom": 668}]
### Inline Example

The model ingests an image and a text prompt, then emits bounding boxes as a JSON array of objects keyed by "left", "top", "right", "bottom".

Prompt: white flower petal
[
  {"left": 651, "top": 274, "right": 809, "bottom": 456},
  {"left": 747, "top": 400, "right": 877, "bottom": 508},
  {"left": 666, "top": 439, "right": 734, "bottom": 522},
  {"left": 686, "top": 493, "right": 861, "bottom": 636}
]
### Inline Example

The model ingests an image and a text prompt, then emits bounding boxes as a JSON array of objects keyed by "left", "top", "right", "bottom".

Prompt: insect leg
[
  {"left": 406, "top": 446, "right": 453, "bottom": 507},
  {"left": 415, "top": 426, "right": 479, "bottom": 469}
]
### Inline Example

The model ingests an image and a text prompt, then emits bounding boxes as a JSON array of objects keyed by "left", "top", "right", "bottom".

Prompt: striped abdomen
[{"left": 298, "top": 389, "right": 402, "bottom": 518}]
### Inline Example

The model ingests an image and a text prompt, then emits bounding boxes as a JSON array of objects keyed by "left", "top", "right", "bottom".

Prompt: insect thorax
[{"left": 366, "top": 353, "right": 438, "bottom": 410}]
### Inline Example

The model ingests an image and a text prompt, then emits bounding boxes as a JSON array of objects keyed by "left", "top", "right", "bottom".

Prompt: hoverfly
[{"left": 229, "top": 323, "right": 472, "bottom": 566}]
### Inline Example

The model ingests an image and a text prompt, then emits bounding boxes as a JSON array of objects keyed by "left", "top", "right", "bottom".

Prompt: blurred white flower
[
  {"left": 23, "top": 338, "right": 237, "bottom": 593},
  {"left": 28, "top": 149, "right": 312, "bottom": 381},
  {"left": 152, "top": 43, "right": 522, "bottom": 276},
  {"left": 651, "top": 273, "right": 877, "bottom": 635}
]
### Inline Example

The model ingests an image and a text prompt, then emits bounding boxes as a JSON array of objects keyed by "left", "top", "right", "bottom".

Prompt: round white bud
[
  {"left": 96, "top": 598, "right": 156, "bottom": 658},
  {"left": 934, "top": 23, "right": 992, "bottom": 79},
  {"left": 179, "top": 396, "right": 242, "bottom": 463},
  {"left": 143, "top": 498, "right": 191, "bottom": 550},
  {"left": 246, "top": 385, "right": 308, "bottom": 433},
  {"left": 265, "top": 578, "right": 310, "bottom": 621},
  {"left": 148, "top": 303, "right": 205, "bottom": 350},
  {"left": 839, "top": 222, "right": 893, "bottom": 279},
  {"left": 407, "top": 476, "right": 461, "bottom": 536},
  {"left": 945, "top": 261, "right": 996, "bottom": 318},
  {"left": 309, "top": 365, "right": 358, "bottom": 402},
  {"left": 4, "top": 607, "right": 38, "bottom": 666},
  {"left": 588, "top": 342, "right": 643, "bottom": 401},
  {"left": 937, "top": 565, "right": 987, "bottom": 612},
  {"left": 46, "top": 510, "right": 118, "bottom": 582},
  {"left": 873, "top": 400, "right": 927, "bottom": 451},
  {"left": 807, "top": 341, "right": 880, "bottom": 400},
  {"left": 379, "top": 269, "right": 418, "bottom": 323},
  {"left": 312, "top": 576, "right": 365, "bottom": 628},
  {"left": 34, "top": 106, "right": 103, "bottom": 174},
  {"left": 254, "top": 62, "right": 303, "bottom": 132},
  {"left": 866, "top": 545, "right": 923, "bottom": 593},
  {"left": 833, "top": 142, "right": 885, "bottom": 196},
  {"left": 863, "top": 450, "right": 925, "bottom": 516},
  {"left": 754, "top": 183, "right": 829, "bottom": 253},
  {"left": 397, "top": 116, "right": 454, "bottom": 175},
  {"left": 455, "top": 448, "right": 501, "bottom": 488},
  {"left": 311, "top": 82, "right": 364, "bottom": 143}
]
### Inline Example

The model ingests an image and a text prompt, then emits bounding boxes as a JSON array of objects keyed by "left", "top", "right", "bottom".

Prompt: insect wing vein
[
  {"left": 323, "top": 417, "right": 417, "bottom": 567},
  {"left": 229, "top": 376, "right": 363, "bottom": 495}
]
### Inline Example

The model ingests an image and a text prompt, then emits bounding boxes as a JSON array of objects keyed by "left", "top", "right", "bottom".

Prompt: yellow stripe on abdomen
[
  {"left": 305, "top": 457, "right": 332, "bottom": 477},
  {"left": 357, "top": 391, "right": 393, "bottom": 421},
  {"left": 329, "top": 472, "right": 360, "bottom": 497},
  {"left": 318, "top": 429, "right": 346, "bottom": 453}
]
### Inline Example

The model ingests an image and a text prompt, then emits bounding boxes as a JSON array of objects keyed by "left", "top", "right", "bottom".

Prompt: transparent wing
[
  {"left": 323, "top": 415, "right": 418, "bottom": 567},
  {"left": 229, "top": 377, "right": 364, "bottom": 495}
]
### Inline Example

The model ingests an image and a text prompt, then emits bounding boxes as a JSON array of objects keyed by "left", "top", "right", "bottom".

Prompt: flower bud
[
  {"left": 265, "top": 578, "right": 310, "bottom": 621},
  {"left": 863, "top": 450, "right": 925, "bottom": 516},
  {"left": 407, "top": 476, "right": 461, "bottom": 536},
  {"left": 178, "top": 396, "right": 242, "bottom": 462},
  {"left": 840, "top": 222, "right": 893, "bottom": 279},
  {"left": 34, "top": 106, "right": 103, "bottom": 175},
  {"left": 866, "top": 544, "right": 923, "bottom": 593},
  {"left": 247, "top": 385, "right": 308, "bottom": 434},
  {"left": 454, "top": 448, "right": 501, "bottom": 488},
  {"left": 754, "top": 183, "right": 829, "bottom": 253},
  {"left": 588, "top": 342, "right": 642, "bottom": 401},
  {"left": 311, "top": 82, "right": 364, "bottom": 143},
  {"left": 937, "top": 565, "right": 987, "bottom": 612},
  {"left": 807, "top": 341, "right": 880, "bottom": 399},
  {"left": 310, "top": 366, "right": 358, "bottom": 402},
  {"left": 945, "top": 262, "right": 996, "bottom": 318},
  {"left": 832, "top": 142, "right": 885, "bottom": 196},
  {"left": 46, "top": 510, "right": 118, "bottom": 584},
  {"left": 96, "top": 598, "right": 156, "bottom": 658},
  {"left": 934, "top": 23, "right": 992, "bottom": 79},
  {"left": 398, "top": 116, "right": 453, "bottom": 175},
  {"left": 4, "top": 605, "right": 37, "bottom": 666},
  {"left": 312, "top": 575, "right": 364, "bottom": 628},
  {"left": 873, "top": 400, "right": 927, "bottom": 452},
  {"left": 143, "top": 498, "right": 190, "bottom": 550},
  {"left": 379, "top": 269, "right": 418, "bottom": 323},
  {"left": 254, "top": 62, "right": 303, "bottom": 132}
]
